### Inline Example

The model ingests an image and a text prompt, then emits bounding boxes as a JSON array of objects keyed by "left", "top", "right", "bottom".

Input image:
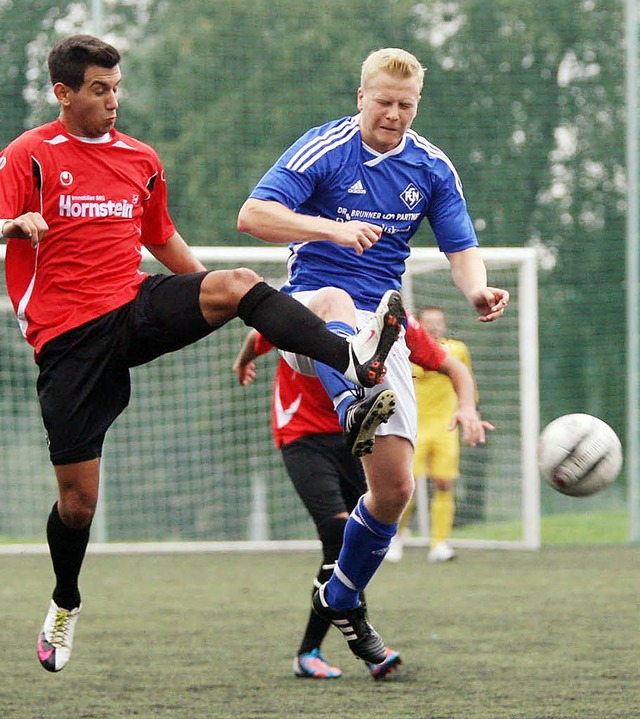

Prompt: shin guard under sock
[
  {"left": 47, "top": 502, "right": 90, "bottom": 610},
  {"left": 325, "top": 497, "right": 397, "bottom": 610}
]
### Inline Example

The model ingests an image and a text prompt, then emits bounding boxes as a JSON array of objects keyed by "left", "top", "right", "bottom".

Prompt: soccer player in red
[
  {"left": 0, "top": 35, "right": 404, "bottom": 673},
  {"left": 233, "top": 313, "right": 490, "bottom": 680}
]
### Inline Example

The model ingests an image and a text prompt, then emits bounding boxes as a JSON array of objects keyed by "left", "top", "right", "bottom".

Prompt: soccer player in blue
[{"left": 237, "top": 47, "right": 509, "bottom": 665}]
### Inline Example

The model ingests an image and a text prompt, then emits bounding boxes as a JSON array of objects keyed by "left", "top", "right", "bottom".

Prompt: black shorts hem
[{"left": 50, "top": 443, "right": 103, "bottom": 466}]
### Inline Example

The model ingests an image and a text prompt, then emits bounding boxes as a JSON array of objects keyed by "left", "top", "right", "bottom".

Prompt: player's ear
[
  {"left": 53, "top": 82, "right": 72, "bottom": 107},
  {"left": 356, "top": 87, "right": 364, "bottom": 111}
]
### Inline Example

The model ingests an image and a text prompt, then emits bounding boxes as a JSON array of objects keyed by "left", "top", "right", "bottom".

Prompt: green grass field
[{"left": 2, "top": 544, "right": 638, "bottom": 719}]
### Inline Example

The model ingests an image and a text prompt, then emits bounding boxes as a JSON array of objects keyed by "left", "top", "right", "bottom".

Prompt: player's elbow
[{"left": 236, "top": 199, "right": 260, "bottom": 235}]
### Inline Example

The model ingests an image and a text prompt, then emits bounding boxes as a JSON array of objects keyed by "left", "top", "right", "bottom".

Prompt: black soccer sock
[
  {"left": 237, "top": 282, "right": 349, "bottom": 373},
  {"left": 47, "top": 502, "right": 90, "bottom": 610},
  {"left": 298, "top": 516, "right": 347, "bottom": 655}
]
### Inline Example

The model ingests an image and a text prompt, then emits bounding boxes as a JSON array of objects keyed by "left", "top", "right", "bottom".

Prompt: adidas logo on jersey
[{"left": 348, "top": 180, "right": 366, "bottom": 194}]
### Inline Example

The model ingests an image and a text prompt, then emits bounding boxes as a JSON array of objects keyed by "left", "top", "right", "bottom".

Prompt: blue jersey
[{"left": 250, "top": 115, "right": 478, "bottom": 311}]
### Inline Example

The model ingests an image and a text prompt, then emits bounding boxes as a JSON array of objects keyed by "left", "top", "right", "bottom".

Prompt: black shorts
[
  {"left": 36, "top": 273, "right": 212, "bottom": 465},
  {"left": 280, "top": 433, "right": 367, "bottom": 527}
]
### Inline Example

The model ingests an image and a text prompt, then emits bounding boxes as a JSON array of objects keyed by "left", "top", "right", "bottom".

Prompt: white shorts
[{"left": 280, "top": 290, "right": 417, "bottom": 446}]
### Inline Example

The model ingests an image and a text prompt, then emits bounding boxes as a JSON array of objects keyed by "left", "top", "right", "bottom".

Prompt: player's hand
[
  {"left": 2, "top": 213, "right": 48, "bottom": 248},
  {"left": 331, "top": 220, "right": 382, "bottom": 256},
  {"left": 232, "top": 358, "right": 257, "bottom": 386},
  {"left": 450, "top": 409, "right": 495, "bottom": 447},
  {"left": 470, "top": 287, "right": 509, "bottom": 322}
]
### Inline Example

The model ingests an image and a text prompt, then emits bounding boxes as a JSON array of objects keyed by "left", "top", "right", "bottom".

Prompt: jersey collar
[{"left": 353, "top": 114, "right": 408, "bottom": 167}]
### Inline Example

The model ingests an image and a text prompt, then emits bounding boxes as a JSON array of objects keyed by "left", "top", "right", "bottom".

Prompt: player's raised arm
[{"left": 237, "top": 198, "right": 381, "bottom": 256}]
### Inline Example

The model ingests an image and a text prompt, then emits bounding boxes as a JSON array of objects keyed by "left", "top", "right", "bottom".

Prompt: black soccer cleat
[
  {"left": 343, "top": 389, "right": 396, "bottom": 457},
  {"left": 312, "top": 583, "right": 387, "bottom": 665},
  {"left": 344, "top": 290, "right": 404, "bottom": 388}
]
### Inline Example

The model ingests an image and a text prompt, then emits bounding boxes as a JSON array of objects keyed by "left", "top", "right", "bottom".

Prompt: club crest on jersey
[
  {"left": 60, "top": 171, "right": 73, "bottom": 187},
  {"left": 400, "top": 183, "right": 423, "bottom": 210}
]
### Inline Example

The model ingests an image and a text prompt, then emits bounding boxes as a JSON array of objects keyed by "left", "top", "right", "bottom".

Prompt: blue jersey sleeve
[
  {"left": 250, "top": 127, "right": 328, "bottom": 209},
  {"left": 425, "top": 162, "right": 478, "bottom": 253}
]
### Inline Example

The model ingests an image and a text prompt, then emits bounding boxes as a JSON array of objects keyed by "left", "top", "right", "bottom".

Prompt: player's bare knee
[
  {"left": 383, "top": 475, "right": 415, "bottom": 515},
  {"left": 308, "top": 287, "right": 355, "bottom": 323},
  {"left": 201, "top": 267, "right": 262, "bottom": 307},
  {"left": 397, "top": 481, "right": 415, "bottom": 512},
  {"left": 58, "top": 499, "right": 95, "bottom": 529},
  {"left": 228, "top": 266, "right": 263, "bottom": 296}
]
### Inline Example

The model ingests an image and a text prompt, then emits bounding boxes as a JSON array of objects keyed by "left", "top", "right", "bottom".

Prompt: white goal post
[{"left": 0, "top": 245, "right": 539, "bottom": 554}]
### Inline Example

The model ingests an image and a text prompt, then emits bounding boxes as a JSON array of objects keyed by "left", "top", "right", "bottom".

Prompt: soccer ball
[{"left": 537, "top": 413, "right": 623, "bottom": 497}]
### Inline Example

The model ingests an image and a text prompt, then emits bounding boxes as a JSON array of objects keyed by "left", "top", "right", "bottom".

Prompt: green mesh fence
[{"left": 0, "top": 0, "right": 633, "bottom": 540}]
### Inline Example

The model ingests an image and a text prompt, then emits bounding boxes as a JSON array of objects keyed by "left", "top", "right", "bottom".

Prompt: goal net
[{"left": 0, "top": 246, "right": 539, "bottom": 553}]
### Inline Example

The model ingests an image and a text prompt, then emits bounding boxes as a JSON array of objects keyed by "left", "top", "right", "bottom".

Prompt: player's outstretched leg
[
  {"left": 343, "top": 388, "right": 396, "bottom": 457},
  {"left": 312, "top": 583, "right": 387, "bottom": 665},
  {"left": 343, "top": 290, "right": 404, "bottom": 387},
  {"left": 37, "top": 600, "right": 81, "bottom": 672},
  {"left": 236, "top": 283, "right": 402, "bottom": 389}
]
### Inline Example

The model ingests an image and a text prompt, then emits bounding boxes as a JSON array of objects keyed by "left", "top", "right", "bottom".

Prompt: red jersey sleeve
[
  {"left": 0, "top": 133, "right": 39, "bottom": 219},
  {"left": 138, "top": 156, "right": 176, "bottom": 247},
  {"left": 253, "top": 333, "right": 275, "bottom": 357},
  {"left": 405, "top": 313, "right": 447, "bottom": 370}
]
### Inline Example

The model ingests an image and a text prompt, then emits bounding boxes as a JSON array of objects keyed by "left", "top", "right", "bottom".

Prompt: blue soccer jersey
[{"left": 250, "top": 115, "right": 478, "bottom": 311}]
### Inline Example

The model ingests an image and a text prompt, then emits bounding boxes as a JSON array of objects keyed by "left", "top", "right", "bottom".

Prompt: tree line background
[{"left": 0, "top": 0, "right": 630, "bottom": 514}]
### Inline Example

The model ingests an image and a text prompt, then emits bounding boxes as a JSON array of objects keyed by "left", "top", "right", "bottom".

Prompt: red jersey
[
  {"left": 0, "top": 119, "right": 176, "bottom": 354},
  {"left": 254, "top": 314, "right": 446, "bottom": 447}
]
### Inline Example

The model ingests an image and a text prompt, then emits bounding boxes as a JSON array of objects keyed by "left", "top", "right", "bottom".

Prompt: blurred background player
[
  {"left": 389, "top": 306, "right": 481, "bottom": 563},
  {"left": 233, "top": 313, "right": 488, "bottom": 678}
]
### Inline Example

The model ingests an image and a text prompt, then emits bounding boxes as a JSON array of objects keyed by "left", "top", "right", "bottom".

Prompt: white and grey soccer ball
[{"left": 537, "top": 413, "right": 623, "bottom": 497}]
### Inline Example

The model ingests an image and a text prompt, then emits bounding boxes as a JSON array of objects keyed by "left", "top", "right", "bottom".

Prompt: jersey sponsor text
[{"left": 59, "top": 194, "right": 134, "bottom": 219}]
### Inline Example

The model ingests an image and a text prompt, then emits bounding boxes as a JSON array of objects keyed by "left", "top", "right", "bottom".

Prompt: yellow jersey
[{"left": 413, "top": 337, "right": 474, "bottom": 435}]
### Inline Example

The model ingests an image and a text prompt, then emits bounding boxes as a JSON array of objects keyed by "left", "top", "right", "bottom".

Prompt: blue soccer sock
[
  {"left": 314, "top": 321, "right": 358, "bottom": 427},
  {"left": 324, "top": 496, "right": 398, "bottom": 610}
]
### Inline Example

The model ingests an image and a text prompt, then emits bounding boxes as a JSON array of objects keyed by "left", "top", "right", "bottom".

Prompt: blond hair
[{"left": 360, "top": 48, "right": 425, "bottom": 91}]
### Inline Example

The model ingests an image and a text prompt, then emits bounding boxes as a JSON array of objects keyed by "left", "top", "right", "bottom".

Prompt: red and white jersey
[
  {"left": 254, "top": 333, "right": 341, "bottom": 447},
  {"left": 254, "top": 313, "right": 446, "bottom": 447},
  {"left": 0, "top": 119, "right": 176, "bottom": 354}
]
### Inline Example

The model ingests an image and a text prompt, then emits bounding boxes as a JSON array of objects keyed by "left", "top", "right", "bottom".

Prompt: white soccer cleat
[
  {"left": 428, "top": 541, "right": 456, "bottom": 564},
  {"left": 344, "top": 290, "right": 404, "bottom": 388},
  {"left": 37, "top": 600, "right": 81, "bottom": 672}
]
